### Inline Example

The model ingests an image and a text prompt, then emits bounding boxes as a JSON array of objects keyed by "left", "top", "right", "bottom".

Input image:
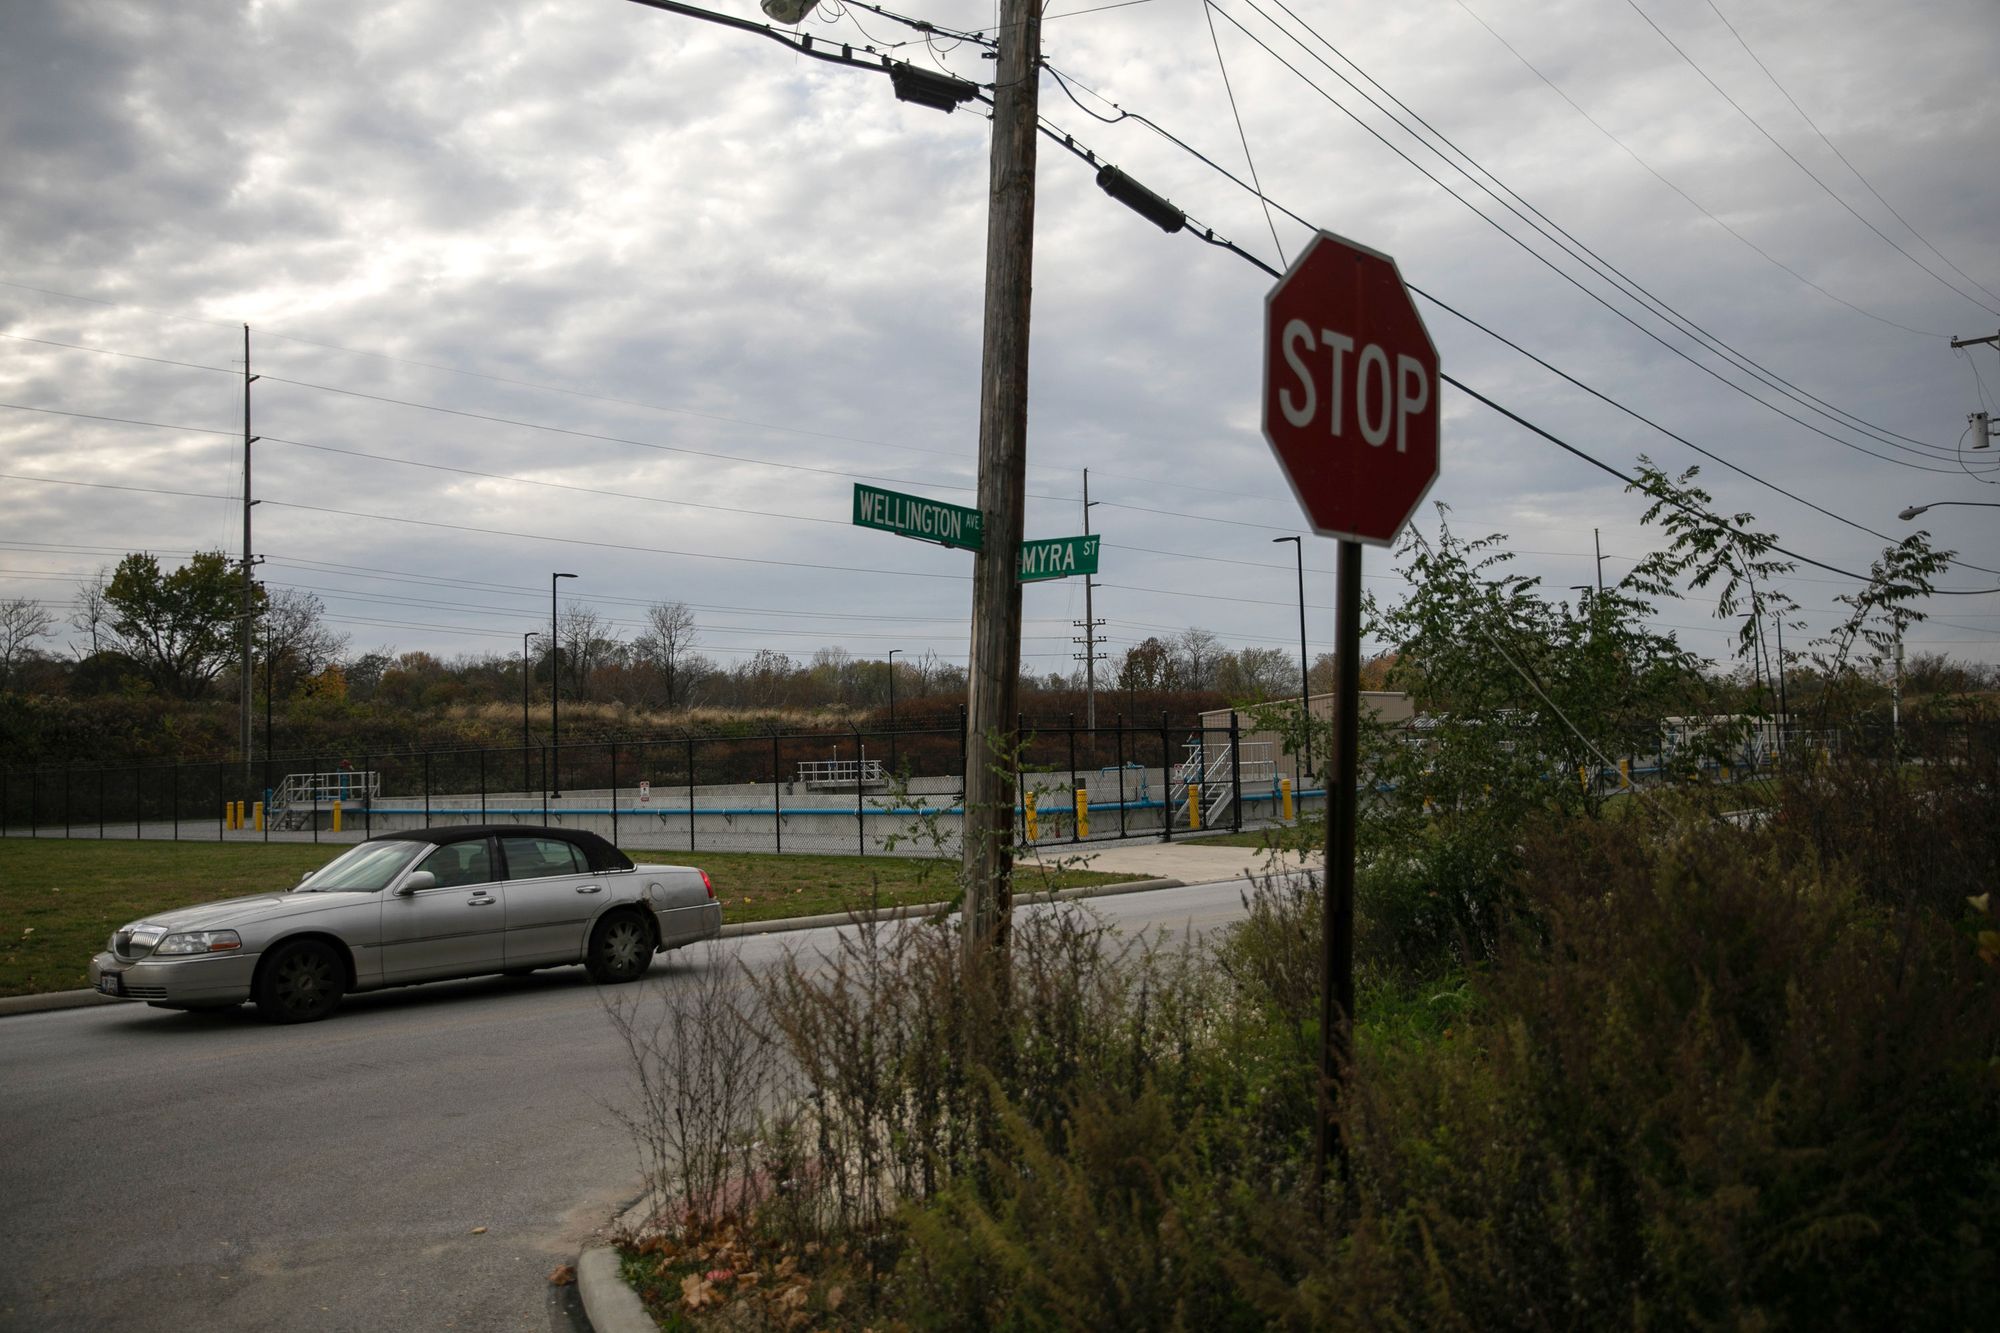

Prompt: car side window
[
  {"left": 419, "top": 840, "right": 494, "bottom": 890},
  {"left": 500, "top": 836, "right": 585, "bottom": 880}
]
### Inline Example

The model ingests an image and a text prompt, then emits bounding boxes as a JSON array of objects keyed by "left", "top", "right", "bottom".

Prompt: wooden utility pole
[{"left": 960, "top": 0, "right": 1042, "bottom": 961}]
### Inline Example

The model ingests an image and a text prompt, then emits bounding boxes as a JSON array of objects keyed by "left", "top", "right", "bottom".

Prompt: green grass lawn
[{"left": 0, "top": 839, "right": 1133, "bottom": 998}]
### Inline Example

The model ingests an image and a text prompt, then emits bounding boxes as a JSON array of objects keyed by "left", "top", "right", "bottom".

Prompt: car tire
[
  {"left": 585, "top": 911, "right": 654, "bottom": 985},
  {"left": 255, "top": 940, "right": 345, "bottom": 1024}
]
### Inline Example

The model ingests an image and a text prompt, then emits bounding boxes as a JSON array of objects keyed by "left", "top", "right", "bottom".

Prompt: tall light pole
[
  {"left": 522, "top": 631, "right": 540, "bottom": 795},
  {"left": 1273, "top": 536, "right": 1310, "bottom": 779},
  {"left": 886, "top": 648, "right": 901, "bottom": 774},
  {"left": 551, "top": 573, "right": 577, "bottom": 798}
]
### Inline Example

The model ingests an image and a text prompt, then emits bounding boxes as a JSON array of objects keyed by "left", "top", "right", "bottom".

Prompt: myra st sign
[{"left": 1262, "top": 231, "right": 1440, "bottom": 546}]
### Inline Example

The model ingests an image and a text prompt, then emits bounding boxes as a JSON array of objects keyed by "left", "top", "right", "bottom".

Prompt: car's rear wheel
[
  {"left": 255, "top": 940, "right": 345, "bottom": 1024},
  {"left": 585, "top": 911, "right": 654, "bottom": 984}
]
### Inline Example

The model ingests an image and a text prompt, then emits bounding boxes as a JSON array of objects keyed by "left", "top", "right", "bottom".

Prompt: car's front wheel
[
  {"left": 255, "top": 940, "right": 345, "bottom": 1024},
  {"left": 585, "top": 911, "right": 654, "bottom": 985}
]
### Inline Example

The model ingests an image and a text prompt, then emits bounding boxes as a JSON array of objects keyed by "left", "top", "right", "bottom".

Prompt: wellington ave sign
[
  {"left": 852, "top": 484, "right": 1097, "bottom": 583},
  {"left": 852, "top": 483, "right": 984, "bottom": 551},
  {"left": 1262, "top": 230, "right": 1439, "bottom": 546}
]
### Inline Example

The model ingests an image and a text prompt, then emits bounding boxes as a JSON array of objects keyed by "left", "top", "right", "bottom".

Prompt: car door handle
[
  {"left": 574, "top": 884, "right": 602, "bottom": 894},
  {"left": 467, "top": 895, "right": 498, "bottom": 907}
]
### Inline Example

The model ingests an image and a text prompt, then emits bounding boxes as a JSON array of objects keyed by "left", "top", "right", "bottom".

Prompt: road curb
[{"left": 0, "top": 877, "right": 1190, "bottom": 1019}]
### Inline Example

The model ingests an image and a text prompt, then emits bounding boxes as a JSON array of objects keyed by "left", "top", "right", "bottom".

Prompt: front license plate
[{"left": 96, "top": 971, "right": 123, "bottom": 997}]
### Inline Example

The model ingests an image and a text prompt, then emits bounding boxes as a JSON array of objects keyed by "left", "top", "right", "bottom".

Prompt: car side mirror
[
  {"left": 299, "top": 870, "right": 312, "bottom": 883},
  {"left": 397, "top": 870, "right": 438, "bottom": 896}
]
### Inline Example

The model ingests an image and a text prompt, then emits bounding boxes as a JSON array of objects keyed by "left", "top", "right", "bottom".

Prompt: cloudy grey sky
[{"left": 3, "top": 0, "right": 1998, "bottom": 687}]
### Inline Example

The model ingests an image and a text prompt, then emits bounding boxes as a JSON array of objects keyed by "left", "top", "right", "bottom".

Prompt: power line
[
  {"left": 1208, "top": 0, "right": 1969, "bottom": 470},
  {"left": 1445, "top": 0, "right": 1948, "bottom": 340},
  {"left": 1619, "top": 0, "right": 2000, "bottom": 317},
  {"left": 1245, "top": 0, "right": 1958, "bottom": 459},
  {"left": 1697, "top": 0, "right": 2000, "bottom": 311}
]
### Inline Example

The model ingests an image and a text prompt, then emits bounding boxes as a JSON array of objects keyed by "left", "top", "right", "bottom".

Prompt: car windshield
[{"left": 296, "top": 840, "right": 425, "bottom": 892}]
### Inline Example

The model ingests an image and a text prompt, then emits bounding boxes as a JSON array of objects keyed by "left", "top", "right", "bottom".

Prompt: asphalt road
[{"left": 0, "top": 878, "right": 1256, "bottom": 1333}]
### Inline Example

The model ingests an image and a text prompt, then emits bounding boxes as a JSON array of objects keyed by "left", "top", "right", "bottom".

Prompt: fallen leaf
[
  {"left": 548, "top": 1264, "right": 576, "bottom": 1287},
  {"left": 470, "top": 1226, "right": 488, "bottom": 1235},
  {"left": 826, "top": 1284, "right": 847, "bottom": 1311},
  {"left": 681, "top": 1272, "right": 721, "bottom": 1310}
]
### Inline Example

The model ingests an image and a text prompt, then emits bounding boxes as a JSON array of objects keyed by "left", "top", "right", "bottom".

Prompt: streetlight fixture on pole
[
  {"left": 522, "top": 631, "right": 540, "bottom": 795},
  {"left": 1273, "top": 536, "right": 1311, "bottom": 779},
  {"left": 1899, "top": 501, "right": 2000, "bottom": 519},
  {"left": 551, "top": 573, "right": 577, "bottom": 798}
]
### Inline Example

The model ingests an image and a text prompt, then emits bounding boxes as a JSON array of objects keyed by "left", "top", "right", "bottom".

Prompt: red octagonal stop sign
[{"left": 1262, "top": 231, "right": 1440, "bottom": 546}]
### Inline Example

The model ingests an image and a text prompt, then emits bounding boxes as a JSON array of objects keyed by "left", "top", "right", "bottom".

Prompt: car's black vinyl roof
[{"left": 362, "top": 824, "right": 633, "bottom": 871}]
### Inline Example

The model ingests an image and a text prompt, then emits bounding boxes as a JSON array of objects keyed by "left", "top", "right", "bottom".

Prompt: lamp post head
[
  {"left": 760, "top": 0, "right": 820, "bottom": 23},
  {"left": 554, "top": 571, "right": 578, "bottom": 581},
  {"left": 1897, "top": 505, "right": 1926, "bottom": 520}
]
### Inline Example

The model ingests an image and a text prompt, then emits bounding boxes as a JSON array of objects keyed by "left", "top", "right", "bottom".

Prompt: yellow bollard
[
  {"left": 332, "top": 800, "right": 343, "bottom": 833},
  {"left": 1721, "top": 763, "right": 1731, "bottom": 783},
  {"left": 254, "top": 801, "right": 265, "bottom": 832},
  {"left": 1619, "top": 758, "right": 1631, "bottom": 790},
  {"left": 1024, "top": 790, "right": 1038, "bottom": 842},
  {"left": 230, "top": 800, "right": 242, "bottom": 830},
  {"left": 223, "top": 802, "right": 233, "bottom": 829},
  {"left": 1578, "top": 766, "right": 1590, "bottom": 792},
  {"left": 1188, "top": 780, "right": 1201, "bottom": 831},
  {"left": 1074, "top": 786, "right": 1089, "bottom": 839},
  {"left": 1281, "top": 776, "right": 1293, "bottom": 821}
]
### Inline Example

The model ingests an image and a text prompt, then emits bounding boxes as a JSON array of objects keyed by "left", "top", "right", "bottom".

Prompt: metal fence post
[
  {"left": 423, "top": 751, "right": 432, "bottom": 828},
  {"left": 1230, "top": 712, "right": 1244, "bottom": 832},
  {"left": 172, "top": 761, "right": 180, "bottom": 841},
  {"left": 1160, "top": 711, "right": 1173, "bottom": 842},
  {"left": 1115, "top": 715, "right": 1127, "bottom": 839},
  {"left": 687, "top": 736, "right": 696, "bottom": 854},
  {"left": 363, "top": 753, "right": 373, "bottom": 840},
  {"left": 610, "top": 741, "right": 620, "bottom": 848},
  {"left": 1068, "top": 713, "right": 1079, "bottom": 844},
  {"left": 541, "top": 746, "right": 549, "bottom": 824},
  {"left": 479, "top": 748, "right": 487, "bottom": 821},
  {"left": 771, "top": 734, "right": 782, "bottom": 854},
  {"left": 312, "top": 756, "right": 321, "bottom": 842},
  {"left": 855, "top": 727, "right": 866, "bottom": 856}
]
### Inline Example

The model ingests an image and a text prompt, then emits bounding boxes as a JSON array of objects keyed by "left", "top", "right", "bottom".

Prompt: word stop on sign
[{"left": 1275, "top": 319, "right": 1432, "bottom": 454}]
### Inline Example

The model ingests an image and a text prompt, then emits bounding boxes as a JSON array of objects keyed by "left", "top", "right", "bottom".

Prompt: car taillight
[{"left": 701, "top": 870, "right": 714, "bottom": 899}]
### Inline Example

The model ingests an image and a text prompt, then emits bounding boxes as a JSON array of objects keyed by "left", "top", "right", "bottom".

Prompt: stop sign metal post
[{"left": 1261, "top": 231, "right": 1440, "bottom": 1196}]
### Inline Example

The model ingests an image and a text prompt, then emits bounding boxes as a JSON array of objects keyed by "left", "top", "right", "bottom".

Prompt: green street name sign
[
  {"left": 1017, "top": 534, "right": 1100, "bottom": 583},
  {"left": 852, "top": 483, "right": 983, "bottom": 551}
]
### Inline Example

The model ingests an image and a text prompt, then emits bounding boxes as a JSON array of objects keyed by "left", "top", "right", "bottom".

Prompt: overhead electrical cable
[
  {"left": 1698, "top": 0, "right": 2000, "bottom": 310},
  {"left": 1445, "top": 0, "right": 1948, "bottom": 340},
  {"left": 1244, "top": 0, "right": 1957, "bottom": 457},
  {"left": 1620, "top": 0, "right": 2000, "bottom": 317},
  {"left": 1208, "top": 0, "right": 1966, "bottom": 467}
]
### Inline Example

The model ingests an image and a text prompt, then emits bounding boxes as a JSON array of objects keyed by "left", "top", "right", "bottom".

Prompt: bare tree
[
  {"left": 1175, "top": 627, "right": 1224, "bottom": 690},
  {"left": 633, "top": 601, "right": 700, "bottom": 709},
  {"left": 260, "top": 588, "right": 348, "bottom": 697},
  {"left": 557, "top": 603, "right": 618, "bottom": 701},
  {"left": 69, "top": 569, "right": 112, "bottom": 658},
  {"left": 0, "top": 597, "right": 56, "bottom": 687}
]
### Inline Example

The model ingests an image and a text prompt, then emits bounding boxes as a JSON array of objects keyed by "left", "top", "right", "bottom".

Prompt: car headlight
[{"left": 153, "top": 930, "right": 244, "bottom": 956}]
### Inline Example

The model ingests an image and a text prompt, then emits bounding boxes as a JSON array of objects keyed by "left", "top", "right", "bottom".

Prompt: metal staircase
[
  {"left": 1171, "top": 737, "right": 1274, "bottom": 830},
  {"left": 268, "top": 769, "right": 379, "bottom": 831}
]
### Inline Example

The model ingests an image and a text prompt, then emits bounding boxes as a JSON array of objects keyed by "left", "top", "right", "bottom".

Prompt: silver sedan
[{"left": 87, "top": 825, "right": 723, "bottom": 1023}]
